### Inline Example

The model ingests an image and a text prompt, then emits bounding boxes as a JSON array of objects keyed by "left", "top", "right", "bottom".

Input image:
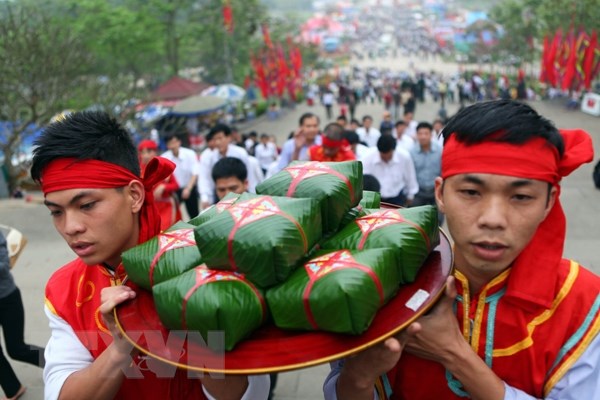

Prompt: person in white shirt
[
  {"left": 199, "top": 124, "right": 252, "bottom": 208},
  {"left": 433, "top": 118, "right": 445, "bottom": 146},
  {"left": 394, "top": 120, "right": 415, "bottom": 153},
  {"left": 276, "top": 113, "right": 321, "bottom": 172},
  {"left": 402, "top": 110, "right": 419, "bottom": 140},
  {"left": 361, "top": 134, "right": 419, "bottom": 207},
  {"left": 355, "top": 115, "right": 381, "bottom": 147},
  {"left": 161, "top": 134, "right": 200, "bottom": 219},
  {"left": 343, "top": 130, "right": 373, "bottom": 161},
  {"left": 254, "top": 134, "right": 278, "bottom": 174}
]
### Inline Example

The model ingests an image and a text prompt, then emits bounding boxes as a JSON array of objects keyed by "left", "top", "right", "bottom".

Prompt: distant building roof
[{"left": 151, "top": 76, "right": 210, "bottom": 101}]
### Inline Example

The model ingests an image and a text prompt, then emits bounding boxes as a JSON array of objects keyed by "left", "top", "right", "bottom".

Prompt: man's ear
[
  {"left": 243, "top": 179, "right": 249, "bottom": 193},
  {"left": 434, "top": 177, "right": 445, "bottom": 213},
  {"left": 544, "top": 185, "right": 558, "bottom": 219},
  {"left": 128, "top": 180, "right": 145, "bottom": 213}
]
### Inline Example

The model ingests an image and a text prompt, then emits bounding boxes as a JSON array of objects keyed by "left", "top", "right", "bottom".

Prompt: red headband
[
  {"left": 138, "top": 139, "right": 158, "bottom": 151},
  {"left": 441, "top": 129, "right": 594, "bottom": 309},
  {"left": 322, "top": 136, "right": 348, "bottom": 148},
  {"left": 40, "top": 157, "right": 175, "bottom": 244}
]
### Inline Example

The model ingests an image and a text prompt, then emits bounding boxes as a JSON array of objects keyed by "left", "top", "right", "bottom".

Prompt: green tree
[{"left": 0, "top": 2, "right": 93, "bottom": 192}]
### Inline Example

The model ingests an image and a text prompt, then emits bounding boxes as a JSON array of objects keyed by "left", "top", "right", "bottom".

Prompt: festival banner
[
  {"left": 222, "top": 0, "right": 233, "bottom": 34},
  {"left": 583, "top": 30, "right": 598, "bottom": 89}
]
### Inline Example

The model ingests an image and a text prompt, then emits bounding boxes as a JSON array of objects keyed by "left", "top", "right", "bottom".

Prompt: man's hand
[
  {"left": 100, "top": 286, "right": 138, "bottom": 359},
  {"left": 181, "top": 187, "right": 191, "bottom": 200},
  {"left": 401, "top": 276, "right": 466, "bottom": 366},
  {"left": 336, "top": 336, "right": 404, "bottom": 399},
  {"left": 293, "top": 128, "right": 306, "bottom": 150}
]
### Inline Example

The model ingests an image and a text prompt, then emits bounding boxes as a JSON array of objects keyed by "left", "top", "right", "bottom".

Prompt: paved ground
[{"left": 2, "top": 86, "right": 599, "bottom": 399}]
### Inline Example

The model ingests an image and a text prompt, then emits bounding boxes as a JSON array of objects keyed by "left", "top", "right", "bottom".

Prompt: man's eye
[
  {"left": 49, "top": 210, "right": 62, "bottom": 217},
  {"left": 81, "top": 202, "right": 96, "bottom": 210},
  {"left": 514, "top": 194, "right": 533, "bottom": 201},
  {"left": 460, "top": 189, "right": 479, "bottom": 196}
]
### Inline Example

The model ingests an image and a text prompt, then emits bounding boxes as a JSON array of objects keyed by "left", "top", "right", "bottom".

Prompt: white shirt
[
  {"left": 361, "top": 148, "right": 419, "bottom": 200},
  {"left": 404, "top": 120, "right": 418, "bottom": 140},
  {"left": 160, "top": 147, "right": 199, "bottom": 189},
  {"left": 355, "top": 143, "right": 375, "bottom": 162},
  {"left": 356, "top": 127, "right": 382, "bottom": 148},
  {"left": 199, "top": 144, "right": 252, "bottom": 205},
  {"left": 43, "top": 307, "right": 270, "bottom": 400},
  {"left": 247, "top": 156, "right": 265, "bottom": 193},
  {"left": 254, "top": 142, "right": 278, "bottom": 170},
  {"left": 396, "top": 134, "right": 415, "bottom": 153}
]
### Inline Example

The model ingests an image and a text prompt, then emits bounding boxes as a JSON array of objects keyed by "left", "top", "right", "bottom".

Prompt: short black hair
[
  {"left": 442, "top": 99, "right": 564, "bottom": 156},
  {"left": 31, "top": 111, "right": 140, "bottom": 182},
  {"left": 207, "top": 124, "right": 231, "bottom": 141},
  {"left": 248, "top": 131, "right": 257, "bottom": 138},
  {"left": 323, "top": 122, "right": 345, "bottom": 141},
  {"left": 336, "top": 115, "right": 348, "bottom": 123},
  {"left": 299, "top": 112, "right": 319, "bottom": 126},
  {"left": 363, "top": 174, "right": 381, "bottom": 192},
  {"left": 362, "top": 115, "right": 373, "bottom": 122},
  {"left": 211, "top": 157, "right": 247, "bottom": 183},
  {"left": 260, "top": 133, "right": 269, "bottom": 140},
  {"left": 343, "top": 130, "right": 359, "bottom": 145},
  {"left": 416, "top": 122, "right": 433, "bottom": 131},
  {"left": 377, "top": 134, "right": 397, "bottom": 153},
  {"left": 395, "top": 120, "right": 406, "bottom": 127},
  {"left": 350, "top": 118, "right": 361, "bottom": 126}
]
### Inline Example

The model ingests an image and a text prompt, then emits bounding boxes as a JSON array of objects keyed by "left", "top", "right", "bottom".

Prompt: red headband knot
[{"left": 40, "top": 157, "right": 176, "bottom": 243}]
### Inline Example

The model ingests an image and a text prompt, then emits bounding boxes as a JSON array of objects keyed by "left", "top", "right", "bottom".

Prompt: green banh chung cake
[
  {"left": 267, "top": 248, "right": 401, "bottom": 335},
  {"left": 256, "top": 161, "right": 363, "bottom": 233},
  {"left": 122, "top": 221, "right": 202, "bottom": 290},
  {"left": 194, "top": 193, "right": 322, "bottom": 288},
  {"left": 321, "top": 206, "right": 440, "bottom": 283},
  {"left": 153, "top": 265, "right": 266, "bottom": 351}
]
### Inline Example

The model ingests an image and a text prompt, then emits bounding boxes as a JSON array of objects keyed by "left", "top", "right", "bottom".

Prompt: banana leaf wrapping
[
  {"left": 194, "top": 193, "right": 322, "bottom": 288},
  {"left": 153, "top": 265, "right": 266, "bottom": 351},
  {"left": 339, "top": 191, "right": 382, "bottom": 228},
  {"left": 122, "top": 221, "right": 202, "bottom": 290},
  {"left": 320, "top": 206, "right": 439, "bottom": 283},
  {"left": 188, "top": 192, "right": 241, "bottom": 227},
  {"left": 266, "top": 248, "right": 401, "bottom": 334},
  {"left": 255, "top": 161, "right": 363, "bottom": 233}
]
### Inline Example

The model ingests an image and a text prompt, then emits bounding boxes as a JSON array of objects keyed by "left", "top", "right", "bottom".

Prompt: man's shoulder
[{"left": 228, "top": 144, "right": 249, "bottom": 158}]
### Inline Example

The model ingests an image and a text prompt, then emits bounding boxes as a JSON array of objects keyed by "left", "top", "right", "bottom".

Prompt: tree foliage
[{"left": 0, "top": 1, "right": 92, "bottom": 191}]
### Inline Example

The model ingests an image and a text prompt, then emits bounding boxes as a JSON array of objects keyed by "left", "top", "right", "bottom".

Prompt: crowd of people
[{"left": 1, "top": 94, "right": 597, "bottom": 400}]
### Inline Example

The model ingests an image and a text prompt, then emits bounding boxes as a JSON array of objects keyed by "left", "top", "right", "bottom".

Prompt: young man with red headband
[
  {"left": 308, "top": 122, "right": 356, "bottom": 162},
  {"left": 324, "top": 100, "right": 599, "bottom": 399},
  {"left": 30, "top": 112, "right": 269, "bottom": 400}
]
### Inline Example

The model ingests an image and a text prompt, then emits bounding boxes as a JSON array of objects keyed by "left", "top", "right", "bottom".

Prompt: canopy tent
[
  {"left": 151, "top": 76, "right": 210, "bottom": 101},
  {"left": 200, "top": 84, "right": 246, "bottom": 102},
  {"left": 168, "top": 94, "right": 228, "bottom": 117}
]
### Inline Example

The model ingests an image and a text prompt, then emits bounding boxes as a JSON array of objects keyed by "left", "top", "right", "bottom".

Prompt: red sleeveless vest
[
  {"left": 45, "top": 259, "right": 206, "bottom": 399},
  {"left": 377, "top": 259, "right": 600, "bottom": 399}
]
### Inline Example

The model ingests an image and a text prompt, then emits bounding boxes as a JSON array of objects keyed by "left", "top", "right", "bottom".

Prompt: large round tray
[{"left": 115, "top": 229, "right": 453, "bottom": 374}]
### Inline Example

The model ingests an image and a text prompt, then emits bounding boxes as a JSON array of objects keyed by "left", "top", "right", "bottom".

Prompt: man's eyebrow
[
  {"left": 459, "top": 175, "right": 534, "bottom": 188},
  {"left": 43, "top": 191, "right": 94, "bottom": 207},
  {"left": 460, "top": 175, "right": 485, "bottom": 185}
]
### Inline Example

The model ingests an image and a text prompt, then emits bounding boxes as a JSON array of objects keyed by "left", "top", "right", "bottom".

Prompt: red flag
[
  {"left": 222, "top": 0, "right": 233, "bottom": 34},
  {"left": 547, "top": 30, "right": 561, "bottom": 86},
  {"left": 583, "top": 30, "right": 598, "bottom": 89},
  {"left": 262, "top": 24, "right": 273, "bottom": 48},
  {"left": 560, "top": 30, "right": 577, "bottom": 90}
]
